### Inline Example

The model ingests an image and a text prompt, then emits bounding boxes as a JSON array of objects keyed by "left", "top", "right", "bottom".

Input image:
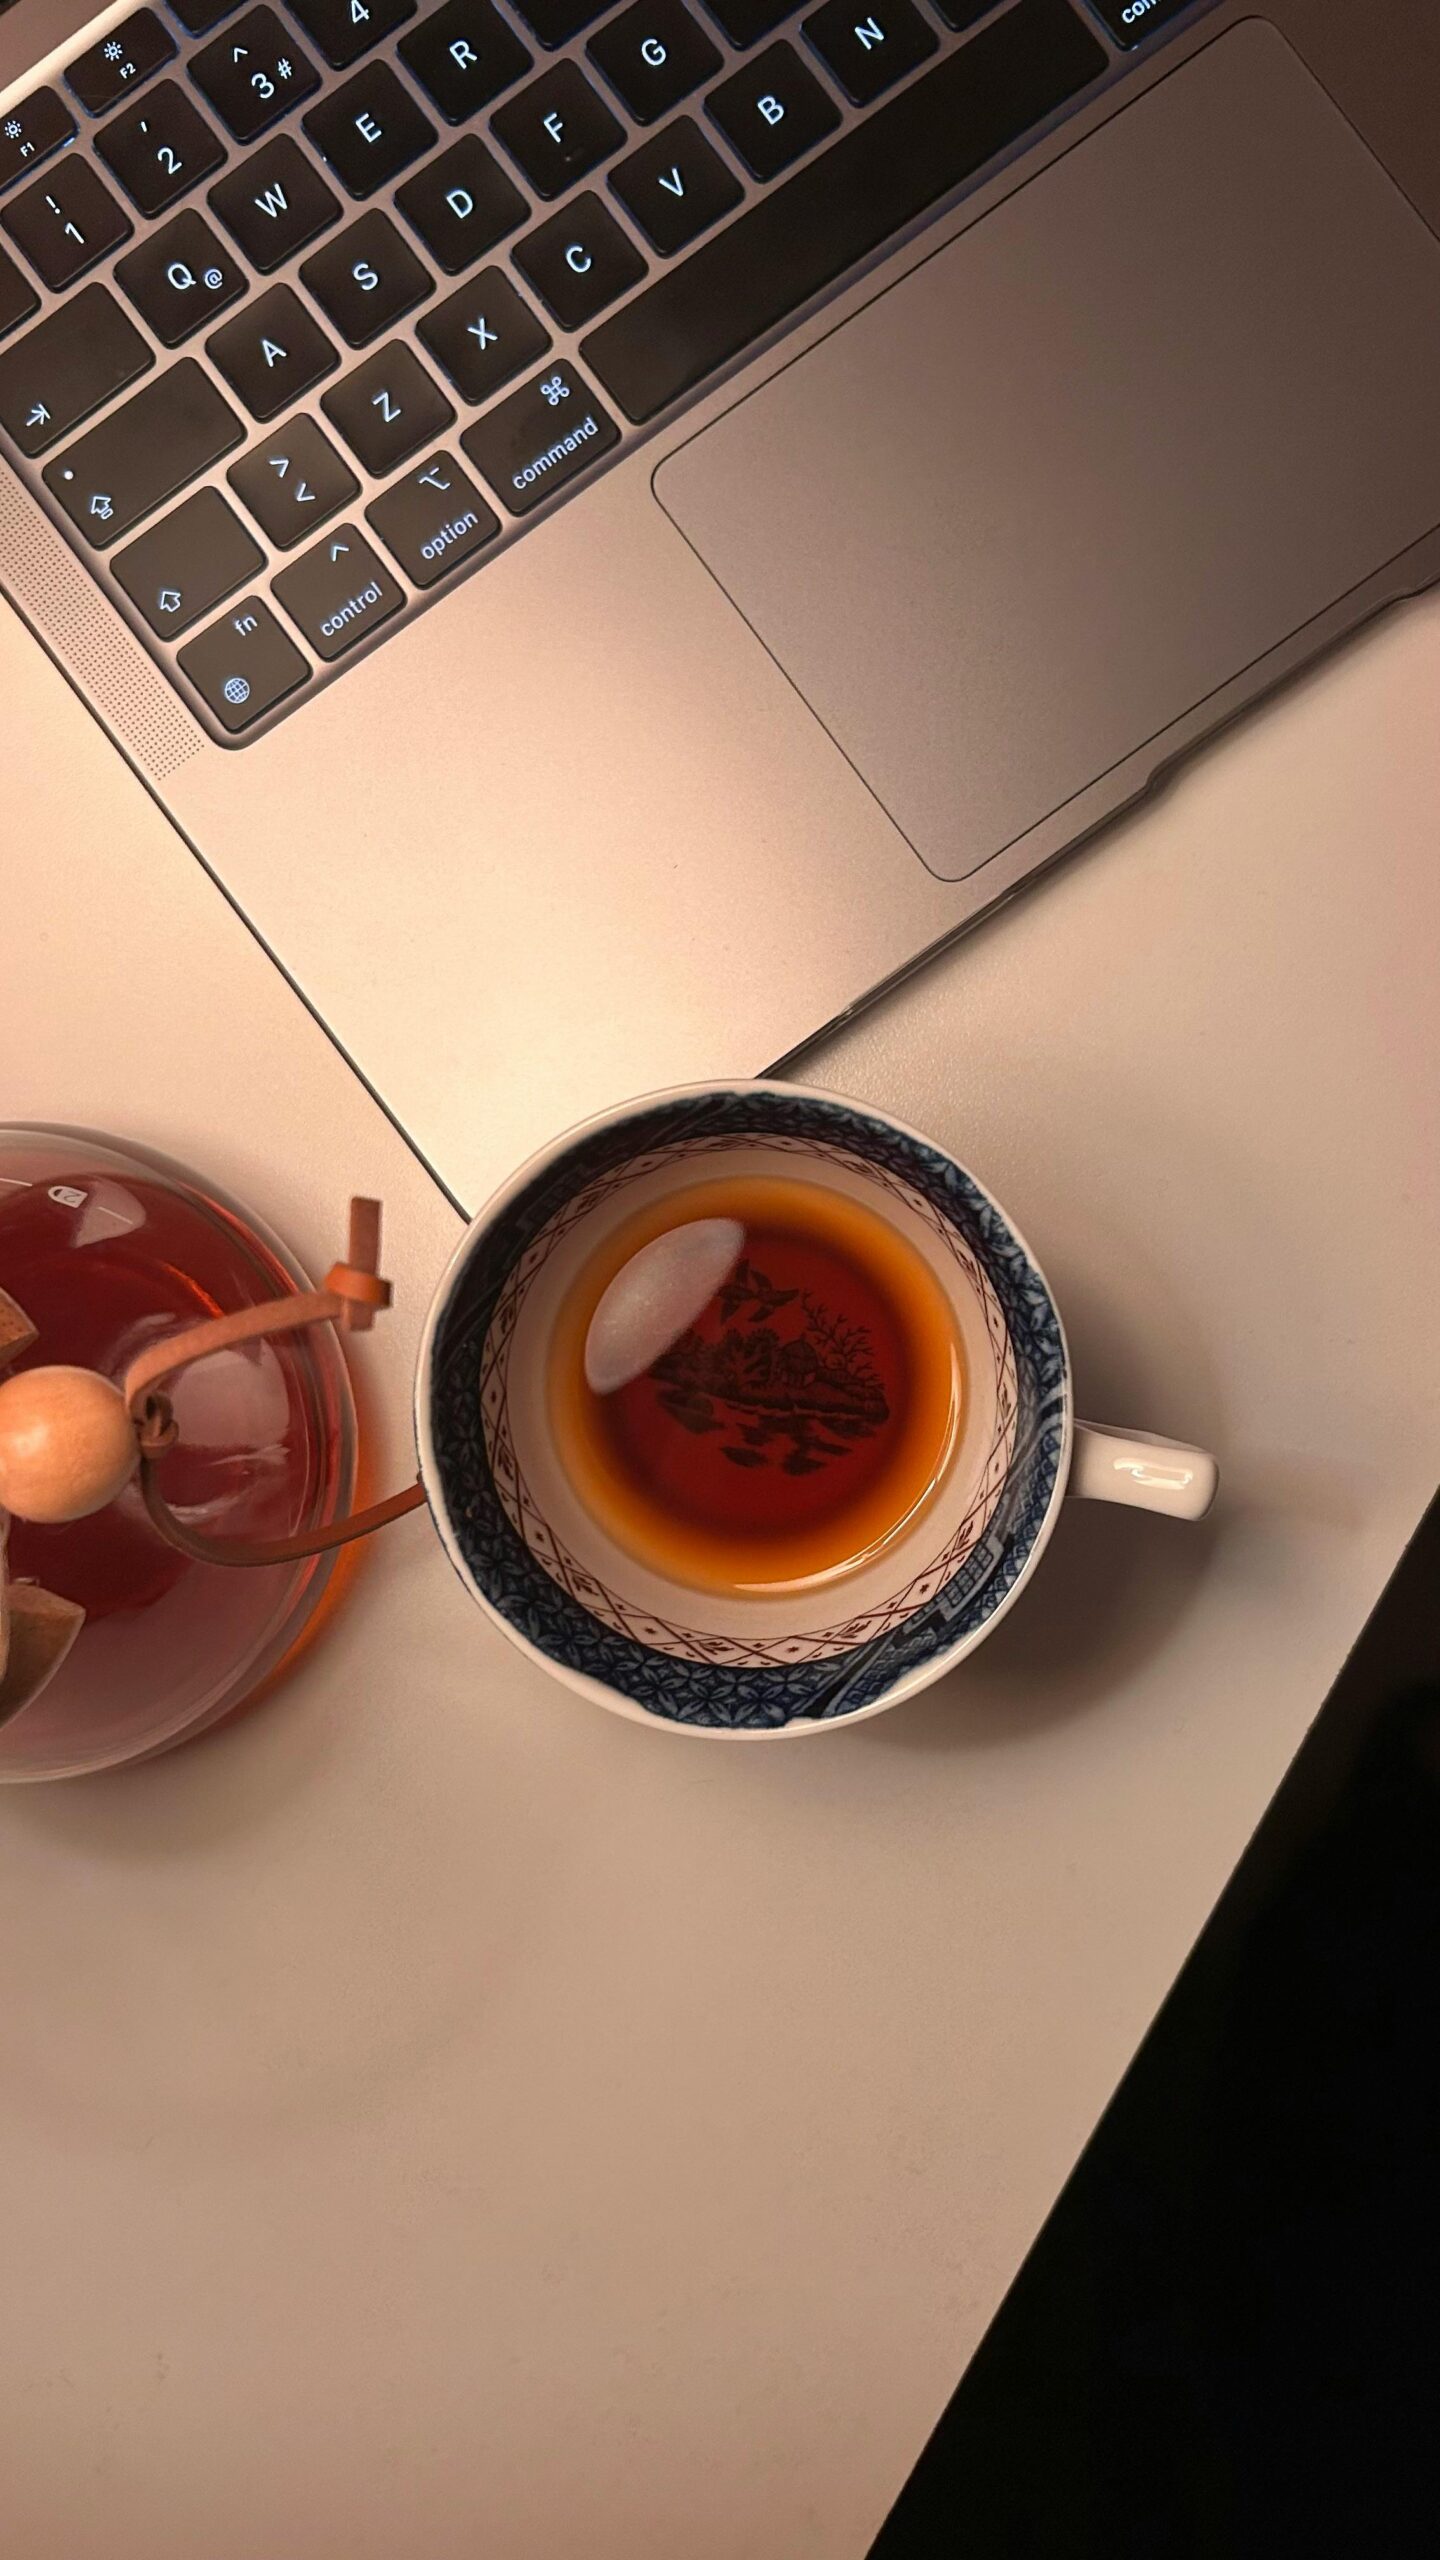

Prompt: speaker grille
[{"left": 0, "top": 473, "right": 203, "bottom": 785}]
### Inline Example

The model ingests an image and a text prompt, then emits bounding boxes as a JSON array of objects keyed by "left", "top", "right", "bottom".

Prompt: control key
[{"left": 272, "top": 522, "right": 403, "bottom": 658}]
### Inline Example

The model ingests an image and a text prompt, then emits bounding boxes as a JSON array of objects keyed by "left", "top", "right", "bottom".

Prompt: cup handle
[{"left": 1069, "top": 1421, "right": 1218, "bottom": 1521}]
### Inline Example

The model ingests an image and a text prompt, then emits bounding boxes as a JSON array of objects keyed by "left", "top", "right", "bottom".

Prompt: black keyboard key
[
  {"left": 303, "top": 64, "right": 435, "bottom": 196},
  {"left": 209, "top": 134, "right": 340, "bottom": 266},
  {"left": 510, "top": 0, "right": 608, "bottom": 46},
  {"left": 0, "top": 283, "right": 151, "bottom": 455},
  {"left": 491, "top": 62, "right": 623, "bottom": 201},
  {"left": 301, "top": 208, "right": 431, "bottom": 343},
  {"left": 706, "top": 43, "right": 838, "bottom": 179},
  {"left": 96, "top": 82, "right": 226, "bottom": 215},
  {"left": 0, "top": 247, "right": 40, "bottom": 341},
  {"left": 397, "top": 0, "right": 531, "bottom": 120},
  {"left": 42, "top": 359, "right": 243, "bottom": 545},
  {"left": 112, "top": 483, "right": 263, "bottom": 631},
  {"left": 66, "top": 11, "right": 177, "bottom": 118},
  {"left": 930, "top": 0, "right": 997, "bottom": 24},
  {"left": 228, "top": 410, "right": 358, "bottom": 541},
  {"left": 178, "top": 595, "right": 309, "bottom": 729},
  {"left": 2, "top": 160, "right": 132, "bottom": 290},
  {"left": 610, "top": 115, "right": 740, "bottom": 255},
  {"left": 169, "top": 0, "right": 246, "bottom": 31},
  {"left": 697, "top": 0, "right": 791, "bottom": 48},
  {"left": 460, "top": 359, "right": 616, "bottom": 512},
  {"left": 586, "top": 0, "right": 1105, "bottom": 421},
  {"left": 273, "top": 522, "right": 402, "bottom": 656},
  {"left": 513, "top": 194, "right": 644, "bottom": 329},
  {"left": 395, "top": 134, "right": 525, "bottom": 271},
  {"left": 0, "top": 91, "right": 77, "bottom": 195},
  {"left": 208, "top": 281, "right": 338, "bottom": 417},
  {"left": 190, "top": 9, "right": 320, "bottom": 142},
  {"left": 415, "top": 264, "right": 548, "bottom": 400},
  {"left": 321, "top": 339, "right": 453, "bottom": 471},
  {"left": 365, "top": 447, "right": 497, "bottom": 582},
  {"left": 286, "top": 0, "right": 416, "bottom": 68},
  {"left": 116, "top": 208, "right": 246, "bottom": 338},
  {"left": 587, "top": 0, "right": 721, "bottom": 124},
  {"left": 1089, "top": 0, "right": 1192, "bottom": 42},
  {"left": 802, "top": 0, "right": 934, "bottom": 102}
]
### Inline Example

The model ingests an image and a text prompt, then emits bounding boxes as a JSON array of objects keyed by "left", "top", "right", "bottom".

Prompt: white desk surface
[{"left": 2, "top": 584, "right": 1438, "bottom": 2559}]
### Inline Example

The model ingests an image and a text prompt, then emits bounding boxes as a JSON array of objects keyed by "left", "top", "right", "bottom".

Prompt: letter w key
[{"left": 210, "top": 138, "right": 343, "bottom": 273}]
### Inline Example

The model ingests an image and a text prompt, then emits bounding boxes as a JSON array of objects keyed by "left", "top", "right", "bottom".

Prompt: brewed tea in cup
[{"left": 549, "top": 1175, "right": 966, "bottom": 1599}]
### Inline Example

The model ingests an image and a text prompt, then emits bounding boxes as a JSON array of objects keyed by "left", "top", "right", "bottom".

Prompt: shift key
[{"left": 43, "top": 359, "right": 243, "bottom": 548}]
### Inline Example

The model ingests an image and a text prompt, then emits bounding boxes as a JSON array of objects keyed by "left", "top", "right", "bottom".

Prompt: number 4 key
[{"left": 285, "top": 0, "right": 418, "bottom": 74}]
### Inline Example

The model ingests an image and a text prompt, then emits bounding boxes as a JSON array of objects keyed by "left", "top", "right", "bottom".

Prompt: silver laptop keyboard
[{"left": 0, "top": 0, "right": 1169, "bottom": 743}]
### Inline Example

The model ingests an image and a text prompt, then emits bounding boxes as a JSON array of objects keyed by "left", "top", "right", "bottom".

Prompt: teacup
[{"left": 416, "top": 1083, "right": 1216, "bottom": 1737}]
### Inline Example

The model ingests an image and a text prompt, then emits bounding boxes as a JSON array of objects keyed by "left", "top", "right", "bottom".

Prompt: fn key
[{"left": 179, "top": 595, "right": 309, "bottom": 731}]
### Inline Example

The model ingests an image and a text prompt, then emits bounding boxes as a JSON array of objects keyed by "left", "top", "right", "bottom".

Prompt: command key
[
  {"left": 461, "top": 363, "right": 619, "bottom": 518},
  {"left": 1085, "top": 0, "right": 1196, "bottom": 45}
]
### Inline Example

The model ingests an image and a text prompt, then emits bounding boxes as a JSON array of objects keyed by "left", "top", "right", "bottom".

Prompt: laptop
[{"left": 3, "top": 0, "right": 1438, "bottom": 1210}]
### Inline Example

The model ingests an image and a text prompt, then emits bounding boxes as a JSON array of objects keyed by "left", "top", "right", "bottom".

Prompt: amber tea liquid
[
  {"left": 0, "top": 1132, "right": 348, "bottom": 1770},
  {"left": 550, "top": 1177, "right": 964, "bottom": 1596}
]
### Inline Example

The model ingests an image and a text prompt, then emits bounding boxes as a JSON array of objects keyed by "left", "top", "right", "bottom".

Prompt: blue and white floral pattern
[{"left": 428, "top": 1090, "right": 1067, "bottom": 1730}]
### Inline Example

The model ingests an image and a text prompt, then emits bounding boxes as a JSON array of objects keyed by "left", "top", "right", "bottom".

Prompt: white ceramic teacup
[{"left": 416, "top": 1082, "right": 1216, "bottom": 1737}]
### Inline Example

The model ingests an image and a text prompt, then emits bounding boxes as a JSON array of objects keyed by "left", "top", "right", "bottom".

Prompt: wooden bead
[{"left": 0, "top": 1366, "right": 139, "bottom": 1524}]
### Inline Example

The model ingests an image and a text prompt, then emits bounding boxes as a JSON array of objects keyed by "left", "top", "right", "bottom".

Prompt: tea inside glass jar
[
  {"left": 0, "top": 1130, "right": 351, "bottom": 1779},
  {"left": 549, "top": 1177, "right": 964, "bottom": 1597}
]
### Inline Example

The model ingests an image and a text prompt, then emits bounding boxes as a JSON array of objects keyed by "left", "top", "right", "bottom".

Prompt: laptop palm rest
[{"left": 653, "top": 21, "right": 1440, "bottom": 883}]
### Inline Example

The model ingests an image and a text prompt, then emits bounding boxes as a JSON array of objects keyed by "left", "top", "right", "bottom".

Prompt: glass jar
[{"left": 0, "top": 1129, "right": 355, "bottom": 1780}]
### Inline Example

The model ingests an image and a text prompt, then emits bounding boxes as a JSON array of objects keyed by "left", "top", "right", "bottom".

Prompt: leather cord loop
[
  {"left": 122, "top": 1199, "right": 427, "bottom": 1569},
  {"left": 138, "top": 1465, "right": 427, "bottom": 1569}
]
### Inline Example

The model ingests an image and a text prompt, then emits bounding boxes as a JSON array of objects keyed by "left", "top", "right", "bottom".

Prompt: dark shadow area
[
  {"left": 871, "top": 1488, "right": 1440, "bottom": 2560},
  {"left": 899, "top": 1491, "right": 1227, "bottom": 1748}
]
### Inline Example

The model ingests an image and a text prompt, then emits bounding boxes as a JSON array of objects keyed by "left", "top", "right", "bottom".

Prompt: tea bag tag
[{"left": 0, "top": 1286, "right": 37, "bottom": 1368}]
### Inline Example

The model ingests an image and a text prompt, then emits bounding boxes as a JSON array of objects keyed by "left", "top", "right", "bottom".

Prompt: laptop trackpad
[{"left": 654, "top": 22, "right": 1440, "bottom": 882}]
